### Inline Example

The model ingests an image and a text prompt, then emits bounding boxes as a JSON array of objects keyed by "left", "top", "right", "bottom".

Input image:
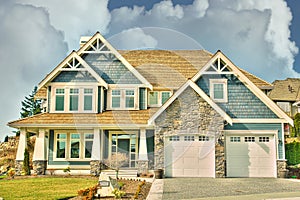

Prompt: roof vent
[{"left": 80, "top": 36, "right": 92, "bottom": 47}]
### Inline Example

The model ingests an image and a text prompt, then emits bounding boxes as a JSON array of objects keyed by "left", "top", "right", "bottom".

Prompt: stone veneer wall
[
  {"left": 33, "top": 160, "right": 47, "bottom": 175},
  {"left": 15, "top": 160, "right": 23, "bottom": 175},
  {"left": 277, "top": 160, "right": 288, "bottom": 178},
  {"left": 154, "top": 87, "right": 225, "bottom": 177}
]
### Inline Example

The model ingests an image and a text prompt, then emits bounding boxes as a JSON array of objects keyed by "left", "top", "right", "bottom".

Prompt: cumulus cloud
[
  {"left": 0, "top": 1, "right": 68, "bottom": 138},
  {"left": 108, "top": 0, "right": 299, "bottom": 82},
  {"left": 17, "top": 0, "right": 111, "bottom": 51},
  {"left": 108, "top": 27, "right": 158, "bottom": 50}
]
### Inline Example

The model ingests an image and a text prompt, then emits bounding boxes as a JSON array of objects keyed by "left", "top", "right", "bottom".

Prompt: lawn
[{"left": 0, "top": 176, "right": 98, "bottom": 200}]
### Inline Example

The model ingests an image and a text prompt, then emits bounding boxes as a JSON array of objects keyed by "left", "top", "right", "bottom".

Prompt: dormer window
[
  {"left": 209, "top": 79, "right": 228, "bottom": 102},
  {"left": 109, "top": 88, "right": 137, "bottom": 110},
  {"left": 55, "top": 89, "right": 65, "bottom": 111},
  {"left": 148, "top": 91, "right": 171, "bottom": 107}
]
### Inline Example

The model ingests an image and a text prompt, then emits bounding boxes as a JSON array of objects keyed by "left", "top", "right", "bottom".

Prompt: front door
[{"left": 110, "top": 132, "right": 138, "bottom": 168}]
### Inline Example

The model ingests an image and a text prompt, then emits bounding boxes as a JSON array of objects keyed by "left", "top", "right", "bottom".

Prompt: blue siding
[
  {"left": 52, "top": 71, "right": 97, "bottom": 82},
  {"left": 225, "top": 123, "right": 284, "bottom": 159},
  {"left": 48, "top": 130, "right": 90, "bottom": 166},
  {"left": 84, "top": 54, "right": 141, "bottom": 84},
  {"left": 197, "top": 74, "right": 278, "bottom": 119}
]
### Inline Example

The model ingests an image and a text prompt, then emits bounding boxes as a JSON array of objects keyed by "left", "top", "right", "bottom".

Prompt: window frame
[
  {"left": 54, "top": 131, "right": 94, "bottom": 161},
  {"left": 148, "top": 91, "right": 172, "bottom": 107},
  {"left": 209, "top": 79, "right": 228, "bottom": 102},
  {"left": 108, "top": 87, "right": 138, "bottom": 110},
  {"left": 51, "top": 84, "right": 97, "bottom": 113}
]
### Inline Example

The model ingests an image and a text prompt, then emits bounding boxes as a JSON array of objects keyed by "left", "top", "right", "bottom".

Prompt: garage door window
[
  {"left": 199, "top": 136, "right": 209, "bottom": 141},
  {"left": 259, "top": 136, "right": 269, "bottom": 142},
  {"left": 169, "top": 136, "right": 180, "bottom": 141},
  {"left": 230, "top": 136, "right": 240, "bottom": 142},
  {"left": 184, "top": 135, "right": 195, "bottom": 141},
  {"left": 245, "top": 137, "right": 255, "bottom": 142}
]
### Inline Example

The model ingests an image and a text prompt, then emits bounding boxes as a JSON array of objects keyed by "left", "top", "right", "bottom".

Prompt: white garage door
[
  {"left": 165, "top": 135, "right": 215, "bottom": 177},
  {"left": 226, "top": 134, "right": 276, "bottom": 177}
]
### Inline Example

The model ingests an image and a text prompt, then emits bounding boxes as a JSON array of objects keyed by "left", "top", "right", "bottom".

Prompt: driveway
[{"left": 162, "top": 178, "right": 300, "bottom": 200}]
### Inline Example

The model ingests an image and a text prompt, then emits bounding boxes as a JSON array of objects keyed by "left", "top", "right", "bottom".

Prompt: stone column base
[
  {"left": 277, "top": 160, "right": 288, "bottom": 178},
  {"left": 33, "top": 160, "right": 47, "bottom": 175},
  {"left": 215, "top": 142, "right": 225, "bottom": 178},
  {"left": 90, "top": 160, "right": 108, "bottom": 176},
  {"left": 137, "top": 160, "right": 149, "bottom": 175},
  {"left": 15, "top": 160, "right": 23, "bottom": 176}
]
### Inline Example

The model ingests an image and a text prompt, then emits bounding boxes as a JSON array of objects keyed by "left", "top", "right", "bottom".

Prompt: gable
[
  {"left": 192, "top": 51, "right": 293, "bottom": 125},
  {"left": 78, "top": 32, "right": 152, "bottom": 88},
  {"left": 197, "top": 74, "right": 278, "bottom": 119}
]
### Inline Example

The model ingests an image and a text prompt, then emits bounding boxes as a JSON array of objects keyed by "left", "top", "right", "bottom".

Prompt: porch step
[{"left": 101, "top": 169, "right": 138, "bottom": 178}]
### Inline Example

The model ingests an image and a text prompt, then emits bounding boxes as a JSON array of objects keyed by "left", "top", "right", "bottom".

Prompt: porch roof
[{"left": 7, "top": 109, "right": 158, "bottom": 128}]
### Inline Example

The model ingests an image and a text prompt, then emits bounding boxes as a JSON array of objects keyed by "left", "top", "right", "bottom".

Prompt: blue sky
[{"left": 0, "top": 0, "right": 299, "bottom": 140}]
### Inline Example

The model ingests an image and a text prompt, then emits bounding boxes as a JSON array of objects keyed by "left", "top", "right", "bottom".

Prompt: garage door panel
[
  {"left": 165, "top": 135, "right": 215, "bottom": 177},
  {"left": 226, "top": 134, "right": 276, "bottom": 178}
]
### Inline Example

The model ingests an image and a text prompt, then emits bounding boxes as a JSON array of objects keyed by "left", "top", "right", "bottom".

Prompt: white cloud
[
  {"left": 0, "top": 2, "right": 68, "bottom": 139},
  {"left": 17, "top": 0, "right": 111, "bottom": 51},
  {"left": 108, "top": 0, "right": 299, "bottom": 82},
  {"left": 108, "top": 28, "right": 158, "bottom": 50}
]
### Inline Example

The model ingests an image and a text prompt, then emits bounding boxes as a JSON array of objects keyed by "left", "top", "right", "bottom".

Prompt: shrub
[
  {"left": 77, "top": 185, "right": 98, "bottom": 200},
  {"left": 286, "top": 141, "right": 300, "bottom": 165},
  {"left": 112, "top": 189, "right": 126, "bottom": 199},
  {"left": 7, "top": 168, "right": 15, "bottom": 178}
]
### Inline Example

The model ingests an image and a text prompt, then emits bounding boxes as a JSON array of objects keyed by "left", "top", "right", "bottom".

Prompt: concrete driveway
[{"left": 162, "top": 178, "right": 300, "bottom": 200}]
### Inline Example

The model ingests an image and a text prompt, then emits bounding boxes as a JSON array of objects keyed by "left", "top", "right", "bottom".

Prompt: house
[
  {"left": 268, "top": 78, "right": 300, "bottom": 117},
  {"left": 8, "top": 32, "right": 293, "bottom": 178}
]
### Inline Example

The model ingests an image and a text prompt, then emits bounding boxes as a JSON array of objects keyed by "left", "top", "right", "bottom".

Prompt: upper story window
[
  {"left": 52, "top": 86, "right": 96, "bottom": 113},
  {"left": 148, "top": 91, "right": 171, "bottom": 107},
  {"left": 276, "top": 102, "right": 291, "bottom": 113},
  {"left": 109, "top": 88, "right": 137, "bottom": 110},
  {"left": 209, "top": 79, "right": 228, "bottom": 102}
]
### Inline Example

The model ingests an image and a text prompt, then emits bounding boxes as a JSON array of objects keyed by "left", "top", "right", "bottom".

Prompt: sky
[{"left": 0, "top": 0, "right": 300, "bottom": 141}]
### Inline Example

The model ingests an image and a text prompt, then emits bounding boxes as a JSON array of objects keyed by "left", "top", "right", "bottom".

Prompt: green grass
[{"left": 0, "top": 176, "right": 98, "bottom": 200}]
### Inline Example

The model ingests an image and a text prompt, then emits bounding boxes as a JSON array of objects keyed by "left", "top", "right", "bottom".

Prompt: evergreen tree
[
  {"left": 23, "top": 147, "right": 31, "bottom": 175},
  {"left": 20, "top": 86, "right": 41, "bottom": 118}
]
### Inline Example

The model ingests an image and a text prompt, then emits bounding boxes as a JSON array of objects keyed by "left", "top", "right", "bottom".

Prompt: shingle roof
[
  {"left": 268, "top": 78, "right": 300, "bottom": 101},
  {"left": 7, "top": 109, "right": 158, "bottom": 128}
]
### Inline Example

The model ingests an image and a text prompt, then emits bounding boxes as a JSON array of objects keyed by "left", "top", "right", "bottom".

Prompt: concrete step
[{"left": 100, "top": 169, "right": 138, "bottom": 178}]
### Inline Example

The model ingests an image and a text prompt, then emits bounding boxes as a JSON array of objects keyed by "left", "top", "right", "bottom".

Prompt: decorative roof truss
[
  {"left": 82, "top": 38, "right": 111, "bottom": 54},
  {"left": 61, "top": 57, "right": 85, "bottom": 71},
  {"left": 203, "top": 57, "right": 233, "bottom": 74}
]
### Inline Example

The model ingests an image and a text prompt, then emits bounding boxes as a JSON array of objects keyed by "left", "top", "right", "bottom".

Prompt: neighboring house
[
  {"left": 268, "top": 78, "right": 300, "bottom": 117},
  {"left": 8, "top": 32, "right": 293, "bottom": 178}
]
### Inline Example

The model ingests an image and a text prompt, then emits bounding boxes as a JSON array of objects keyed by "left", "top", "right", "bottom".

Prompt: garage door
[
  {"left": 165, "top": 135, "right": 215, "bottom": 177},
  {"left": 226, "top": 134, "right": 276, "bottom": 177}
]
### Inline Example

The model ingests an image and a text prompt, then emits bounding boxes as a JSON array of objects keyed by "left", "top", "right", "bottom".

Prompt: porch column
[
  {"left": 137, "top": 128, "right": 148, "bottom": 174},
  {"left": 15, "top": 128, "right": 27, "bottom": 175},
  {"left": 90, "top": 128, "right": 101, "bottom": 176},
  {"left": 33, "top": 129, "right": 47, "bottom": 175}
]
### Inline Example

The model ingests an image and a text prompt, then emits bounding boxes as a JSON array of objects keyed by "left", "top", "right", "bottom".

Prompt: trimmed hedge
[{"left": 286, "top": 142, "right": 300, "bottom": 165}]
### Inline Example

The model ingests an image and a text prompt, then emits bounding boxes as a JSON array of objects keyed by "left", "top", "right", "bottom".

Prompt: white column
[
  {"left": 91, "top": 128, "right": 101, "bottom": 160},
  {"left": 138, "top": 128, "right": 148, "bottom": 161},
  {"left": 33, "top": 129, "right": 46, "bottom": 161},
  {"left": 16, "top": 128, "right": 27, "bottom": 161}
]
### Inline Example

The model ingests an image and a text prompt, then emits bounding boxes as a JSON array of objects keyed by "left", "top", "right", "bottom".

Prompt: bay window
[
  {"left": 55, "top": 89, "right": 65, "bottom": 111},
  {"left": 109, "top": 89, "right": 137, "bottom": 109},
  {"left": 84, "top": 89, "right": 93, "bottom": 111},
  {"left": 70, "top": 133, "right": 80, "bottom": 158},
  {"left": 56, "top": 133, "right": 67, "bottom": 158},
  {"left": 125, "top": 90, "right": 135, "bottom": 108},
  {"left": 69, "top": 89, "right": 79, "bottom": 111},
  {"left": 112, "top": 90, "right": 121, "bottom": 108}
]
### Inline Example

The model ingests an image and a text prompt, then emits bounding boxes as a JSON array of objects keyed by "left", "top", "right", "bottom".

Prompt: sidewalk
[{"left": 146, "top": 179, "right": 164, "bottom": 200}]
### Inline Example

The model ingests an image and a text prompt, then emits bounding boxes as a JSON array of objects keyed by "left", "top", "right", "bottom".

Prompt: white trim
[
  {"left": 16, "top": 128, "right": 27, "bottom": 161},
  {"left": 107, "top": 87, "right": 139, "bottom": 110},
  {"left": 33, "top": 129, "right": 46, "bottom": 161},
  {"left": 281, "top": 123, "right": 286, "bottom": 160},
  {"left": 38, "top": 51, "right": 108, "bottom": 90},
  {"left": 232, "top": 118, "right": 289, "bottom": 123},
  {"left": 224, "top": 130, "right": 278, "bottom": 135},
  {"left": 209, "top": 79, "right": 228, "bottom": 103},
  {"left": 148, "top": 80, "right": 233, "bottom": 125},
  {"left": 191, "top": 51, "right": 293, "bottom": 126},
  {"left": 77, "top": 32, "right": 152, "bottom": 90}
]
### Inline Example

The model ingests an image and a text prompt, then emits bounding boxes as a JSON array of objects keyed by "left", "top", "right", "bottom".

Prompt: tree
[
  {"left": 104, "top": 152, "right": 128, "bottom": 179},
  {"left": 20, "top": 86, "right": 41, "bottom": 118},
  {"left": 293, "top": 113, "right": 300, "bottom": 137}
]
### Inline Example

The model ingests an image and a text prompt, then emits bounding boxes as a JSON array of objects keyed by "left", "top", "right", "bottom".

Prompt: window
[
  {"left": 55, "top": 89, "right": 65, "bottom": 111},
  {"left": 56, "top": 133, "right": 66, "bottom": 158},
  {"left": 55, "top": 132, "right": 93, "bottom": 160},
  {"left": 277, "top": 102, "right": 291, "bottom": 113},
  {"left": 245, "top": 136, "right": 255, "bottom": 142},
  {"left": 53, "top": 87, "right": 95, "bottom": 113},
  {"left": 84, "top": 89, "right": 93, "bottom": 111},
  {"left": 209, "top": 79, "right": 227, "bottom": 102},
  {"left": 230, "top": 136, "right": 240, "bottom": 142},
  {"left": 184, "top": 135, "right": 195, "bottom": 141},
  {"left": 112, "top": 90, "right": 121, "bottom": 108},
  {"left": 199, "top": 135, "right": 210, "bottom": 141},
  {"left": 125, "top": 90, "right": 135, "bottom": 108},
  {"left": 148, "top": 91, "right": 171, "bottom": 106},
  {"left": 84, "top": 133, "right": 93, "bottom": 158},
  {"left": 149, "top": 91, "right": 158, "bottom": 105},
  {"left": 169, "top": 135, "right": 180, "bottom": 141},
  {"left": 259, "top": 136, "right": 269, "bottom": 142},
  {"left": 69, "top": 89, "right": 79, "bottom": 111}
]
